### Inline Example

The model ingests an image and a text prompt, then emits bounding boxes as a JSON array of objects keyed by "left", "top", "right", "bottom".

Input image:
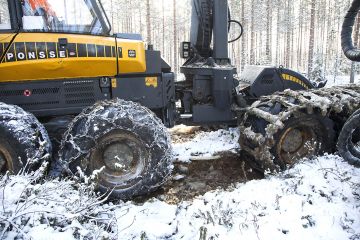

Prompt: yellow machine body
[{"left": 0, "top": 33, "right": 147, "bottom": 82}]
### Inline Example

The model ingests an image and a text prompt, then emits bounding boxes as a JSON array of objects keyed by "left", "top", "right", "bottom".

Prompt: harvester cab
[{"left": 19, "top": 0, "right": 111, "bottom": 35}]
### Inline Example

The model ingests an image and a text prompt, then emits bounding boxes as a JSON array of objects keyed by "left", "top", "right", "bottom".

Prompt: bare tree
[
  {"left": 102, "top": 0, "right": 355, "bottom": 80},
  {"left": 265, "top": 0, "right": 272, "bottom": 63},
  {"left": 173, "top": 0, "right": 178, "bottom": 73},
  {"left": 146, "top": 0, "right": 152, "bottom": 44},
  {"left": 308, "top": 0, "right": 316, "bottom": 75},
  {"left": 250, "top": 0, "right": 255, "bottom": 64}
]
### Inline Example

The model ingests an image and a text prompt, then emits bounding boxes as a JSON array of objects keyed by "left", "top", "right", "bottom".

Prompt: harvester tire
[
  {"left": 337, "top": 110, "right": 360, "bottom": 167},
  {"left": 272, "top": 113, "right": 335, "bottom": 170},
  {"left": 241, "top": 104, "right": 335, "bottom": 171},
  {"left": 58, "top": 99, "right": 173, "bottom": 199},
  {"left": 0, "top": 102, "right": 51, "bottom": 174}
]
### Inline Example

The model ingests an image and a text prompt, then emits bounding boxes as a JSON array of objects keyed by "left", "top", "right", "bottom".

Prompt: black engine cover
[{"left": 239, "top": 65, "right": 315, "bottom": 98}]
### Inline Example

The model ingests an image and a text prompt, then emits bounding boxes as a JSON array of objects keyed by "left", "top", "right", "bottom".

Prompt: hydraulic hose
[
  {"left": 341, "top": 0, "right": 360, "bottom": 62},
  {"left": 228, "top": 20, "right": 243, "bottom": 43}
]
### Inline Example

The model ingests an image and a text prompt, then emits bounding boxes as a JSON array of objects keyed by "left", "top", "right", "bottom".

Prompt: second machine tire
[
  {"left": 337, "top": 109, "right": 360, "bottom": 167},
  {"left": 0, "top": 102, "right": 51, "bottom": 174},
  {"left": 58, "top": 99, "right": 173, "bottom": 199}
]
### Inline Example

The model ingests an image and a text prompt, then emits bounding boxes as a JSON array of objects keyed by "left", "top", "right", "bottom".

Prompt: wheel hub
[
  {"left": 103, "top": 142, "right": 135, "bottom": 172},
  {"left": 0, "top": 151, "right": 6, "bottom": 172},
  {"left": 89, "top": 130, "right": 148, "bottom": 189},
  {"left": 0, "top": 145, "right": 12, "bottom": 173},
  {"left": 281, "top": 128, "right": 303, "bottom": 153},
  {"left": 278, "top": 123, "right": 319, "bottom": 166}
]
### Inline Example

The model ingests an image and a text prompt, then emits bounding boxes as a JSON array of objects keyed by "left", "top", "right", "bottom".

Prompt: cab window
[
  {"left": 21, "top": 0, "right": 109, "bottom": 35},
  {"left": 0, "top": 0, "right": 11, "bottom": 30}
]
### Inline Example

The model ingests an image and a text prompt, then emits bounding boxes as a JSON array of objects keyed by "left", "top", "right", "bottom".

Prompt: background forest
[{"left": 102, "top": 0, "right": 360, "bottom": 83}]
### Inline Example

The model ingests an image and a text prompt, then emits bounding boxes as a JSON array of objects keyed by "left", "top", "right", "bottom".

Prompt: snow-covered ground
[
  {"left": 1, "top": 128, "right": 359, "bottom": 240},
  {"left": 116, "top": 155, "right": 359, "bottom": 240},
  {"left": 172, "top": 126, "right": 240, "bottom": 162},
  {"left": 326, "top": 75, "right": 360, "bottom": 87}
]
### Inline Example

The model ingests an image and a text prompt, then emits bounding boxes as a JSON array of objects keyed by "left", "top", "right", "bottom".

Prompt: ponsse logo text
[{"left": 0, "top": 42, "right": 122, "bottom": 63}]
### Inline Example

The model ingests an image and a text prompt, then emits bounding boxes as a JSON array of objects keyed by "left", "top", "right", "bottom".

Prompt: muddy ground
[{"left": 135, "top": 126, "right": 264, "bottom": 204}]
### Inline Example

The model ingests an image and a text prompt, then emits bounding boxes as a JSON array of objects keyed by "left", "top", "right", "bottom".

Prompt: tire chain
[
  {"left": 0, "top": 102, "right": 51, "bottom": 168},
  {"left": 238, "top": 85, "right": 360, "bottom": 171},
  {"left": 58, "top": 99, "right": 173, "bottom": 198}
]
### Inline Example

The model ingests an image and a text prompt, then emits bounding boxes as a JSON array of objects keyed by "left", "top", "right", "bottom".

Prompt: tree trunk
[
  {"left": 265, "top": 0, "right": 272, "bottom": 64},
  {"left": 162, "top": 0, "right": 165, "bottom": 54},
  {"left": 285, "top": 0, "right": 292, "bottom": 67},
  {"left": 297, "top": 0, "right": 303, "bottom": 70},
  {"left": 308, "top": 0, "right": 316, "bottom": 76},
  {"left": 250, "top": 0, "right": 255, "bottom": 64},
  {"left": 240, "top": 0, "right": 246, "bottom": 70},
  {"left": 146, "top": 0, "right": 152, "bottom": 44},
  {"left": 275, "top": 2, "right": 281, "bottom": 65},
  {"left": 173, "top": 0, "right": 178, "bottom": 73},
  {"left": 110, "top": 0, "right": 114, "bottom": 30}
]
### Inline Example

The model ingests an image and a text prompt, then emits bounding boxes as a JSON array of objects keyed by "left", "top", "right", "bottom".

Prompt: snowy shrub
[
  {"left": 0, "top": 163, "right": 118, "bottom": 240},
  {"left": 309, "top": 51, "right": 325, "bottom": 82}
]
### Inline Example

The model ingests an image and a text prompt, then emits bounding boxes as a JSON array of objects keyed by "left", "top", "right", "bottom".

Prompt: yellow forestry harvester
[{"left": 0, "top": 0, "right": 359, "bottom": 199}]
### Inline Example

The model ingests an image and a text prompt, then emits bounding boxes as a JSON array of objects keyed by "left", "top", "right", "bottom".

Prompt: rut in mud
[{"left": 134, "top": 126, "right": 264, "bottom": 204}]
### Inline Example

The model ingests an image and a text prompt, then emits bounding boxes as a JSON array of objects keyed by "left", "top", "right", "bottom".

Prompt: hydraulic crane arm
[{"left": 189, "top": 0, "right": 230, "bottom": 61}]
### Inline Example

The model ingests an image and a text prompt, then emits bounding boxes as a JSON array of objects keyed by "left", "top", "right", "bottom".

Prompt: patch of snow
[
  {"left": 115, "top": 201, "right": 178, "bottom": 239},
  {"left": 325, "top": 75, "right": 360, "bottom": 87},
  {"left": 27, "top": 225, "right": 74, "bottom": 240},
  {"left": 114, "top": 162, "right": 126, "bottom": 170},
  {"left": 114, "top": 155, "right": 360, "bottom": 240},
  {"left": 0, "top": 164, "right": 117, "bottom": 239},
  {"left": 172, "top": 174, "right": 186, "bottom": 181},
  {"left": 1, "top": 129, "right": 359, "bottom": 240},
  {"left": 172, "top": 127, "right": 240, "bottom": 162}
]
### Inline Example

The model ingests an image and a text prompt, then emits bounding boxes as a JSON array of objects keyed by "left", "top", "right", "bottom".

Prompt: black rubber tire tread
[
  {"left": 58, "top": 99, "right": 173, "bottom": 199},
  {"left": 337, "top": 110, "right": 360, "bottom": 167},
  {"left": 344, "top": 108, "right": 360, "bottom": 159},
  {"left": 0, "top": 102, "right": 51, "bottom": 174}
]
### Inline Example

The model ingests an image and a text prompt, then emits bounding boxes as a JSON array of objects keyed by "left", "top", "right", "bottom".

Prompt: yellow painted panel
[
  {"left": 0, "top": 33, "right": 147, "bottom": 82},
  {"left": 1, "top": 58, "right": 116, "bottom": 82}
]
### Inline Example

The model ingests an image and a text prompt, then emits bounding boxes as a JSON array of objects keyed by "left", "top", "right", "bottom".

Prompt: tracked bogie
[{"left": 238, "top": 85, "right": 360, "bottom": 170}]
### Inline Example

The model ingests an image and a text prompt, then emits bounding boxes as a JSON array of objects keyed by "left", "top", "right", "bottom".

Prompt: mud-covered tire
[
  {"left": 240, "top": 105, "right": 335, "bottom": 171},
  {"left": 0, "top": 102, "right": 51, "bottom": 174},
  {"left": 272, "top": 114, "right": 335, "bottom": 169},
  {"left": 337, "top": 110, "right": 360, "bottom": 167},
  {"left": 58, "top": 99, "right": 173, "bottom": 199}
]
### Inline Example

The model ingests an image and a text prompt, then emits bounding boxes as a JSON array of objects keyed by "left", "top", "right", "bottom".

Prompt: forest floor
[
  {"left": 1, "top": 126, "right": 359, "bottom": 240},
  {"left": 136, "top": 126, "right": 263, "bottom": 204}
]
